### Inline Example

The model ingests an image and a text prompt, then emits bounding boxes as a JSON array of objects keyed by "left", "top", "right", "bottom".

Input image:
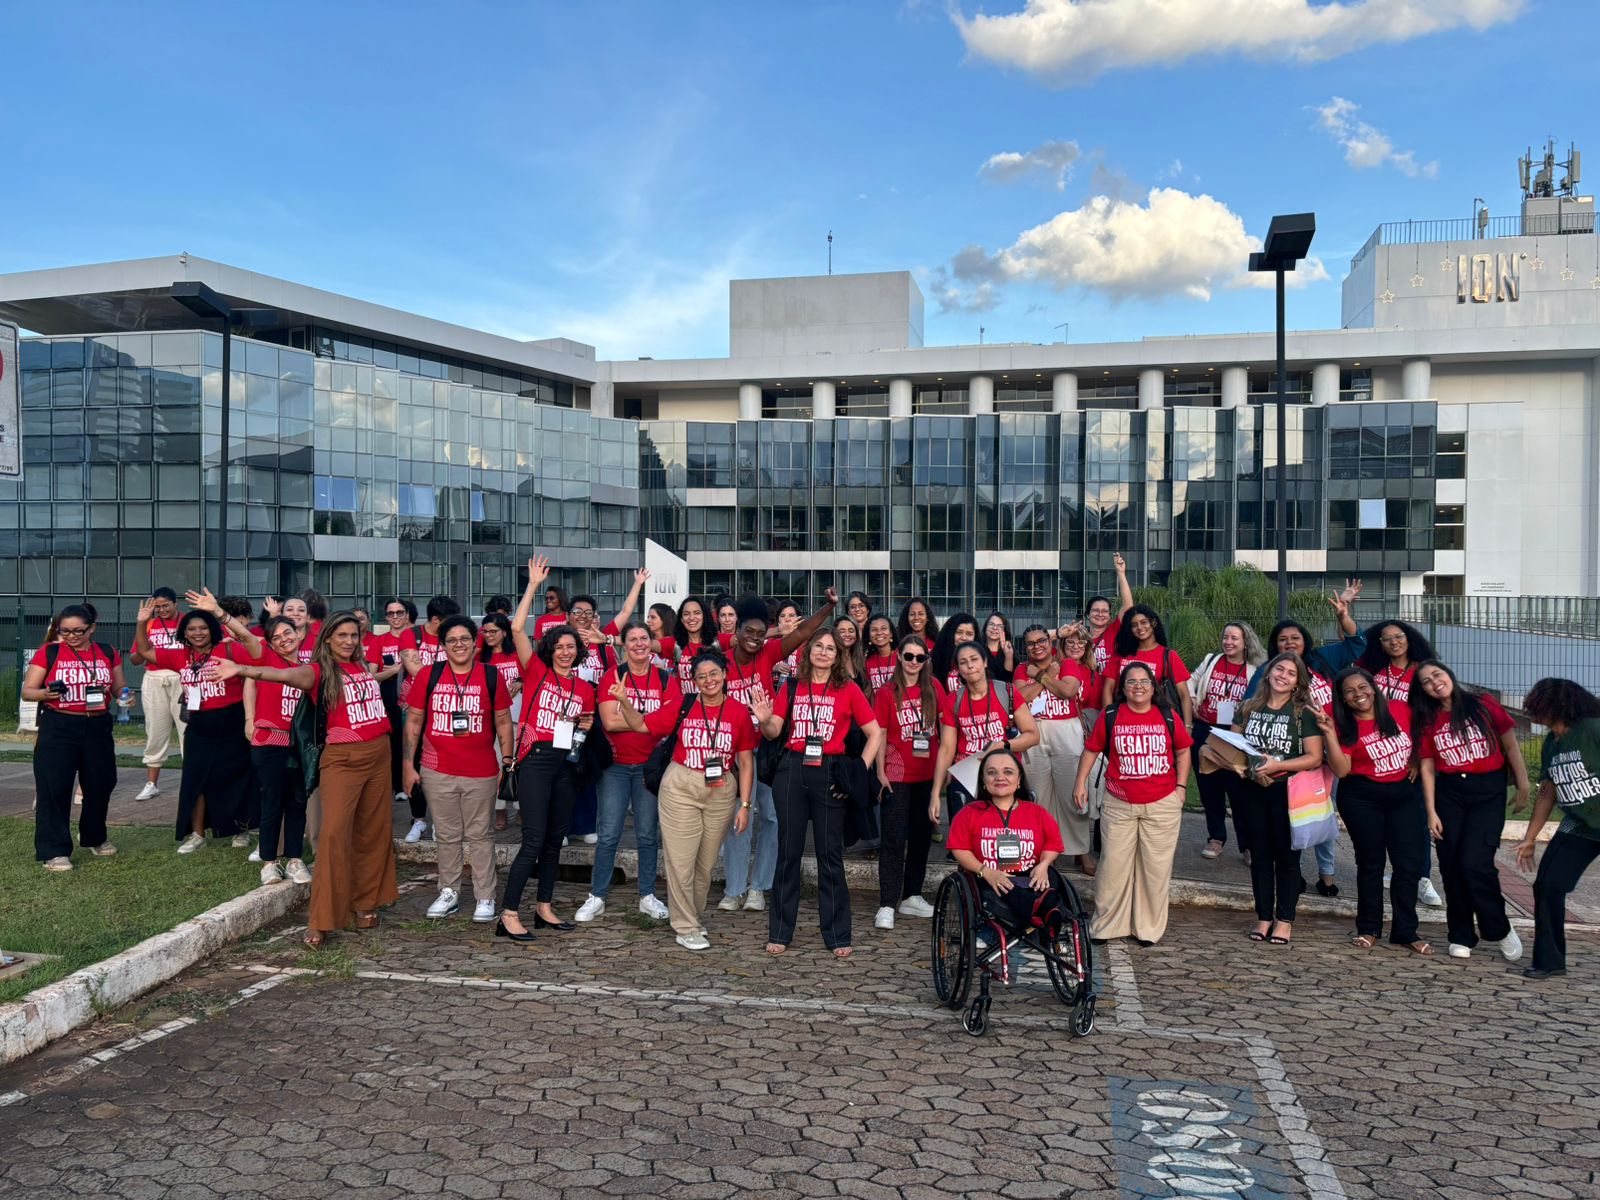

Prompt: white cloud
[
  {"left": 1228, "top": 255, "right": 1332, "bottom": 289},
  {"left": 954, "top": 0, "right": 1524, "bottom": 81},
  {"left": 933, "top": 186, "right": 1331, "bottom": 311},
  {"left": 1315, "top": 97, "right": 1438, "bottom": 177},
  {"left": 978, "top": 139, "right": 1082, "bottom": 189}
]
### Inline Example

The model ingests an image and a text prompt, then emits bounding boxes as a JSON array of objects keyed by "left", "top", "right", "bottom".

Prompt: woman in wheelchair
[{"left": 944, "top": 747, "right": 1071, "bottom": 935}]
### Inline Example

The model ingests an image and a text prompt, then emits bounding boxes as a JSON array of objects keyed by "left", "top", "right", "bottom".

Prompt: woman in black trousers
[{"left": 752, "top": 628, "right": 883, "bottom": 957}]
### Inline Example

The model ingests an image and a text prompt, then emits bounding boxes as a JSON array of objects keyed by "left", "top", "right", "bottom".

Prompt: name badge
[
  {"left": 1030, "top": 694, "right": 1049, "bottom": 716},
  {"left": 1214, "top": 700, "right": 1237, "bottom": 727},
  {"left": 704, "top": 755, "right": 725, "bottom": 783},
  {"left": 450, "top": 711, "right": 471, "bottom": 737},
  {"left": 84, "top": 687, "right": 107, "bottom": 712},
  {"left": 804, "top": 735, "right": 824, "bottom": 765},
  {"left": 551, "top": 720, "right": 576, "bottom": 750},
  {"left": 911, "top": 734, "right": 931, "bottom": 757},
  {"left": 185, "top": 685, "right": 202, "bottom": 711},
  {"left": 995, "top": 831, "right": 1023, "bottom": 865}
]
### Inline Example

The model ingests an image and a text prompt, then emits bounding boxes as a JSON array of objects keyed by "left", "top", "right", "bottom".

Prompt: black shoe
[
  {"left": 534, "top": 913, "right": 575, "bottom": 932},
  {"left": 495, "top": 918, "right": 535, "bottom": 943},
  {"left": 1521, "top": 966, "right": 1567, "bottom": 980},
  {"left": 1135, "top": 938, "right": 1157, "bottom": 948},
  {"left": 1315, "top": 879, "right": 1340, "bottom": 897}
]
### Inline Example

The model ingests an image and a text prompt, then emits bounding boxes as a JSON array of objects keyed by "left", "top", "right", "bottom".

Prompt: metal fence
[
  {"left": 1352, "top": 212, "right": 1597, "bottom": 264},
  {"left": 1395, "top": 596, "right": 1600, "bottom": 709}
]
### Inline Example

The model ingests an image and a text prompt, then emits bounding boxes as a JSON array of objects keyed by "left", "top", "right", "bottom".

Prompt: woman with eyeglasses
[
  {"left": 495, "top": 557, "right": 597, "bottom": 942},
  {"left": 844, "top": 590, "right": 872, "bottom": 632},
  {"left": 863, "top": 615, "right": 898, "bottom": 694},
  {"left": 242, "top": 616, "right": 313, "bottom": 887},
  {"left": 1074, "top": 660, "right": 1191, "bottom": 945},
  {"left": 1079, "top": 552, "right": 1133, "bottom": 676},
  {"left": 750, "top": 628, "right": 883, "bottom": 957},
  {"left": 25, "top": 604, "right": 130, "bottom": 870},
  {"left": 1014, "top": 622, "right": 1096, "bottom": 876},
  {"left": 209, "top": 611, "right": 396, "bottom": 947},
  {"left": 981, "top": 613, "right": 1015, "bottom": 685},
  {"left": 931, "top": 642, "right": 1040, "bottom": 832},
  {"left": 870, "top": 634, "right": 944, "bottom": 929},
  {"left": 136, "top": 588, "right": 263, "bottom": 855},
  {"left": 609, "top": 647, "right": 756, "bottom": 951},
  {"left": 1357, "top": 620, "right": 1437, "bottom": 706},
  {"left": 1188, "top": 621, "right": 1267, "bottom": 862}
]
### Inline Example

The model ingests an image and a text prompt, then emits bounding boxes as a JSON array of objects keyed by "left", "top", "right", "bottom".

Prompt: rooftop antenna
[
  {"left": 1055, "top": 321, "right": 1070, "bottom": 343},
  {"left": 827, "top": 230, "right": 833, "bottom": 276},
  {"left": 979, "top": 325, "right": 985, "bottom": 345}
]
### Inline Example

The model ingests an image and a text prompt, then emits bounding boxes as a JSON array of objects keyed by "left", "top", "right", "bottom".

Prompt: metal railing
[{"left": 1352, "top": 211, "right": 1596, "bottom": 266}]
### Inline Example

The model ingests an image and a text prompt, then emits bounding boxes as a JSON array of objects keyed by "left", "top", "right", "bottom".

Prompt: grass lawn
[{"left": 0, "top": 817, "right": 264, "bottom": 1006}]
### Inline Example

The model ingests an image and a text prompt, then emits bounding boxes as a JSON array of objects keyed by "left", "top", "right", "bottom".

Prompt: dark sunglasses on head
[{"left": 901, "top": 651, "right": 927, "bottom": 662}]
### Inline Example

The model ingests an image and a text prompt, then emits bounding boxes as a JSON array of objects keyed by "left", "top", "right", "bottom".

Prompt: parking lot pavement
[{"left": 1, "top": 864, "right": 1595, "bottom": 1199}]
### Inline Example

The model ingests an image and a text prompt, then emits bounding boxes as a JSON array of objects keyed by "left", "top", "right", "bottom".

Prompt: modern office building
[{"left": 1, "top": 170, "right": 1597, "bottom": 639}]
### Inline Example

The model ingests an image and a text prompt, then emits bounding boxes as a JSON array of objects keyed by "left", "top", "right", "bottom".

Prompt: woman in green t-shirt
[{"left": 1223, "top": 653, "right": 1325, "bottom": 945}]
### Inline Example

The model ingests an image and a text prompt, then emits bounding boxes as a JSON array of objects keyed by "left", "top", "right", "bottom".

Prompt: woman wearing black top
[
  {"left": 931, "top": 613, "right": 980, "bottom": 694},
  {"left": 982, "top": 613, "right": 1015, "bottom": 684}
]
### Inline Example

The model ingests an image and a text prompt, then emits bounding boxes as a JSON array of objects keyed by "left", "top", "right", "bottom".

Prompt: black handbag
[
  {"left": 643, "top": 694, "right": 698, "bottom": 795},
  {"left": 756, "top": 677, "right": 798, "bottom": 786}
]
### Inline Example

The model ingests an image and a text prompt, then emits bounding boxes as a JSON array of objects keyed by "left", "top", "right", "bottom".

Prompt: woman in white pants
[{"left": 1013, "top": 623, "right": 1097, "bottom": 875}]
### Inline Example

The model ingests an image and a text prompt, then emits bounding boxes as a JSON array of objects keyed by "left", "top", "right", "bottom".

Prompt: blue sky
[{"left": 4, "top": 1, "right": 1592, "bottom": 359}]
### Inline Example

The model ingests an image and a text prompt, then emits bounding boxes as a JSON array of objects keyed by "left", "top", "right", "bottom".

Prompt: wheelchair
[{"left": 930, "top": 865, "right": 1096, "bottom": 1038}]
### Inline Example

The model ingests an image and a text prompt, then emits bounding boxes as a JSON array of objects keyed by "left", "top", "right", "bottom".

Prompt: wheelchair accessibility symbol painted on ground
[{"left": 1108, "top": 1077, "right": 1296, "bottom": 1199}]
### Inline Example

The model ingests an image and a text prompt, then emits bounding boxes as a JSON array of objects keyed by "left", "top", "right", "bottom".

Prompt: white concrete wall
[
  {"left": 730, "top": 272, "right": 923, "bottom": 357},
  {"left": 657, "top": 390, "right": 740, "bottom": 421}
]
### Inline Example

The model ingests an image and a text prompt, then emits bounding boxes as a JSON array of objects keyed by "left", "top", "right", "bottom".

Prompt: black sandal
[
  {"left": 1248, "top": 924, "right": 1271, "bottom": 942},
  {"left": 1268, "top": 922, "right": 1293, "bottom": 946}
]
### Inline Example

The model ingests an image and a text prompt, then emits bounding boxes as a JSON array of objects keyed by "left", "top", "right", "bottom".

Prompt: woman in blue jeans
[{"left": 578, "top": 622, "right": 672, "bottom": 923}]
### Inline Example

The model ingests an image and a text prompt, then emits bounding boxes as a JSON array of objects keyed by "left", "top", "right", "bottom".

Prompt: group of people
[{"left": 23, "top": 562, "right": 1600, "bottom": 980}]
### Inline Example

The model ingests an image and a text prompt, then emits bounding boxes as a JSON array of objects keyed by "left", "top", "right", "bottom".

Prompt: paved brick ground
[{"left": 1, "top": 862, "right": 1595, "bottom": 1198}]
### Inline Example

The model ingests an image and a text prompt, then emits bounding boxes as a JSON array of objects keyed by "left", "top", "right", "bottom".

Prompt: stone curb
[{"left": 0, "top": 880, "right": 308, "bottom": 1068}]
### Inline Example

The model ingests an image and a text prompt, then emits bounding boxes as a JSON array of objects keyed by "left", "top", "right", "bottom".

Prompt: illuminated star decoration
[
  {"left": 1591, "top": 275, "right": 1600, "bottom": 290},
  {"left": 1561, "top": 266, "right": 1576, "bottom": 281},
  {"left": 1440, "top": 257, "right": 1454, "bottom": 272},
  {"left": 1529, "top": 256, "right": 1545, "bottom": 271},
  {"left": 1410, "top": 273, "right": 1425, "bottom": 288},
  {"left": 1379, "top": 289, "right": 1396, "bottom": 304}
]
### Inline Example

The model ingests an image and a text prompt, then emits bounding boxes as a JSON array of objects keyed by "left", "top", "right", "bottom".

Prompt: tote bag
[{"left": 1287, "top": 765, "right": 1337, "bottom": 851}]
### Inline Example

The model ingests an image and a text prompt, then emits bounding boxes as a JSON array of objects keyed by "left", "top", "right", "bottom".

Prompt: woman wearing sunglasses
[{"left": 870, "top": 635, "right": 945, "bottom": 929}]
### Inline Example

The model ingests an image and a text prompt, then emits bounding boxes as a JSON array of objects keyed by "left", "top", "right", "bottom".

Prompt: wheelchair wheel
[
  {"left": 931, "top": 873, "right": 975, "bottom": 1010},
  {"left": 1044, "top": 869, "right": 1094, "bottom": 1007},
  {"left": 1070, "top": 995, "right": 1096, "bottom": 1038},
  {"left": 962, "top": 995, "right": 990, "bottom": 1037}
]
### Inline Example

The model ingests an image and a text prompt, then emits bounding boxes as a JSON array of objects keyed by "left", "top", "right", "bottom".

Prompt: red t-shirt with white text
[
  {"left": 644, "top": 694, "right": 758, "bottom": 777},
  {"left": 772, "top": 680, "right": 875, "bottom": 756},
  {"left": 940, "top": 685, "right": 1014, "bottom": 760},
  {"left": 250, "top": 648, "right": 301, "bottom": 746},
  {"left": 1421, "top": 696, "right": 1512, "bottom": 774},
  {"left": 31, "top": 642, "right": 120, "bottom": 715},
  {"left": 1195, "top": 658, "right": 1249, "bottom": 725},
  {"left": 865, "top": 653, "right": 897, "bottom": 693},
  {"left": 724, "top": 639, "right": 787, "bottom": 726},
  {"left": 946, "top": 800, "right": 1064, "bottom": 873},
  {"left": 1373, "top": 663, "right": 1416, "bottom": 704},
  {"left": 310, "top": 662, "right": 391, "bottom": 743},
  {"left": 517, "top": 659, "right": 597, "bottom": 754},
  {"left": 1021, "top": 660, "right": 1090, "bottom": 722},
  {"left": 150, "top": 643, "right": 249, "bottom": 711},
  {"left": 1341, "top": 701, "right": 1414, "bottom": 783},
  {"left": 405, "top": 662, "right": 511, "bottom": 777},
  {"left": 874, "top": 682, "right": 944, "bottom": 784},
  {"left": 602, "top": 664, "right": 672, "bottom": 765},
  {"left": 1085, "top": 704, "right": 1192, "bottom": 804}
]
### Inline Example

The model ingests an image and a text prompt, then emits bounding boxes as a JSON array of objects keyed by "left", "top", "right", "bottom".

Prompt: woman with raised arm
[
  {"left": 931, "top": 642, "right": 1040, "bottom": 830},
  {"left": 751, "top": 628, "right": 883, "bottom": 958},
  {"left": 609, "top": 647, "right": 756, "bottom": 950},
  {"left": 1357, "top": 620, "right": 1437, "bottom": 706},
  {"left": 1079, "top": 551, "right": 1134, "bottom": 677},
  {"left": 1074, "top": 661, "right": 1191, "bottom": 945},
  {"left": 1188, "top": 621, "right": 1268, "bottom": 861},
  {"left": 1013, "top": 622, "right": 1096, "bottom": 876},
  {"left": 496, "top": 556, "right": 597, "bottom": 941},
  {"left": 1220, "top": 653, "right": 1325, "bottom": 945},
  {"left": 24, "top": 604, "right": 129, "bottom": 870},
  {"left": 209, "top": 611, "right": 394, "bottom": 946},
  {"left": 871, "top": 634, "right": 945, "bottom": 929},
  {"left": 1317, "top": 667, "right": 1430, "bottom": 956},
  {"left": 136, "top": 588, "right": 263, "bottom": 854},
  {"left": 1100, "top": 604, "right": 1193, "bottom": 726},
  {"left": 243, "top": 616, "right": 312, "bottom": 886},
  {"left": 1412, "top": 660, "right": 1527, "bottom": 962}
]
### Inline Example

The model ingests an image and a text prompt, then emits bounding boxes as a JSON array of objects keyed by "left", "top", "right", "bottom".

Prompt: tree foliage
[{"left": 1131, "top": 562, "right": 1332, "bottom": 667}]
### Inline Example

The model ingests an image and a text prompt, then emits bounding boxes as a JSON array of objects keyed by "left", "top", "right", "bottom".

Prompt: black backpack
[
  {"left": 1103, "top": 702, "right": 1177, "bottom": 769},
  {"left": 642, "top": 693, "right": 699, "bottom": 796},
  {"left": 756, "top": 676, "right": 800, "bottom": 786}
]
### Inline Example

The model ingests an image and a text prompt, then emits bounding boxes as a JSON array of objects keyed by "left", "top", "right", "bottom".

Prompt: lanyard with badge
[
  {"left": 800, "top": 682, "right": 825, "bottom": 766},
  {"left": 542, "top": 671, "right": 579, "bottom": 749},
  {"left": 184, "top": 648, "right": 214, "bottom": 711},
  {"left": 907, "top": 697, "right": 933, "bottom": 758},
  {"left": 65, "top": 642, "right": 109, "bottom": 712},
  {"left": 447, "top": 665, "right": 473, "bottom": 736},
  {"left": 993, "top": 802, "right": 1024, "bottom": 870},
  {"left": 697, "top": 698, "right": 729, "bottom": 784}
]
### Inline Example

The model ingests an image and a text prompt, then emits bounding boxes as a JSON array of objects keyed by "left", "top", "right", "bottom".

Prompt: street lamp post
[{"left": 1247, "top": 213, "right": 1316, "bottom": 619}]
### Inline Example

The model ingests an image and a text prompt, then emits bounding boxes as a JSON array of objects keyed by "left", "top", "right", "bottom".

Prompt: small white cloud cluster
[
  {"left": 978, "top": 139, "right": 1081, "bottom": 190},
  {"left": 1315, "top": 97, "right": 1437, "bottom": 178}
]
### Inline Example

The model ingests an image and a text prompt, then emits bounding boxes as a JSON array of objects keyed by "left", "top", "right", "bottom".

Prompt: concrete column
[
  {"left": 588, "top": 380, "right": 615, "bottom": 418},
  {"left": 969, "top": 374, "right": 994, "bottom": 415},
  {"left": 812, "top": 380, "right": 836, "bottom": 419},
  {"left": 1138, "top": 368, "right": 1164, "bottom": 411},
  {"left": 1220, "top": 366, "right": 1248, "bottom": 410},
  {"left": 1401, "top": 358, "right": 1432, "bottom": 401},
  {"left": 888, "top": 378, "right": 913, "bottom": 418},
  {"left": 738, "top": 382, "right": 762, "bottom": 420},
  {"left": 1051, "top": 371, "right": 1078, "bottom": 412},
  {"left": 1311, "top": 362, "right": 1340, "bottom": 407}
]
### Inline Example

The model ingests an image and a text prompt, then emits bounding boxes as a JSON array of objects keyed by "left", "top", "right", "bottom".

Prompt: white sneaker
[
  {"left": 1499, "top": 929, "right": 1524, "bottom": 961},
  {"left": 405, "top": 819, "right": 429, "bottom": 843},
  {"left": 88, "top": 842, "right": 117, "bottom": 858},
  {"left": 247, "top": 847, "right": 262, "bottom": 863},
  {"left": 177, "top": 833, "right": 206, "bottom": 855},
  {"left": 394, "top": 791, "right": 409, "bottom": 804},
  {"left": 1418, "top": 878, "right": 1444, "bottom": 907},
  {"left": 284, "top": 859, "right": 313, "bottom": 884},
  {"left": 639, "top": 895, "right": 670, "bottom": 920},
  {"left": 260, "top": 861, "right": 285, "bottom": 885},
  {"left": 743, "top": 890, "right": 766, "bottom": 912},
  {"left": 675, "top": 932, "right": 711, "bottom": 951},
  {"left": 426, "top": 888, "right": 459, "bottom": 919},
  {"left": 717, "top": 892, "right": 745, "bottom": 912},
  {"left": 1447, "top": 943, "right": 1472, "bottom": 959},
  {"left": 562, "top": 837, "right": 569, "bottom": 847},
  {"left": 898, "top": 895, "right": 935, "bottom": 918},
  {"left": 472, "top": 899, "right": 496, "bottom": 923},
  {"left": 575, "top": 894, "right": 606, "bottom": 923},
  {"left": 874, "top": 906, "right": 895, "bottom": 930},
  {"left": 582, "top": 833, "right": 598, "bottom": 845},
  {"left": 231, "top": 833, "right": 251, "bottom": 849},
  {"left": 43, "top": 856, "right": 73, "bottom": 872},
  {"left": 135, "top": 781, "right": 160, "bottom": 802}
]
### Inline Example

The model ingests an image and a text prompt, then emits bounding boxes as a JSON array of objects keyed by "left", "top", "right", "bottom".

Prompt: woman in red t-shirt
[
  {"left": 1080, "top": 550, "right": 1134, "bottom": 678},
  {"left": 871, "top": 634, "right": 945, "bottom": 929},
  {"left": 1013, "top": 622, "right": 1096, "bottom": 877},
  {"left": 478, "top": 613, "right": 523, "bottom": 829},
  {"left": 1411, "top": 660, "right": 1529, "bottom": 960},
  {"left": 23, "top": 603, "right": 129, "bottom": 868},
  {"left": 1318, "top": 666, "right": 1431, "bottom": 955},
  {"left": 242, "top": 616, "right": 311, "bottom": 887},
  {"left": 667, "top": 597, "right": 716, "bottom": 695},
  {"left": 862, "top": 615, "right": 898, "bottom": 697},
  {"left": 136, "top": 588, "right": 263, "bottom": 855},
  {"left": 497, "top": 556, "right": 598, "bottom": 940},
  {"left": 1100, "top": 604, "right": 1194, "bottom": 726},
  {"left": 931, "top": 642, "right": 1040, "bottom": 830},
  {"left": 1188, "top": 621, "right": 1267, "bottom": 861},
  {"left": 212, "top": 611, "right": 397, "bottom": 947},
  {"left": 751, "top": 628, "right": 883, "bottom": 958},
  {"left": 612, "top": 645, "right": 756, "bottom": 950},
  {"left": 1356, "top": 620, "right": 1437, "bottom": 706},
  {"left": 1074, "top": 662, "right": 1192, "bottom": 944}
]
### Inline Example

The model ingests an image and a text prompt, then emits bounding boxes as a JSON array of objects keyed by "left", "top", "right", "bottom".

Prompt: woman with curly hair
[{"left": 1100, "top": 604, "right": 1193, "bottom": 726}]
